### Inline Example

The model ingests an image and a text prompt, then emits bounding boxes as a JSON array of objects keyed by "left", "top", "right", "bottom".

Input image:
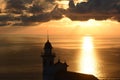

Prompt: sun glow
[
  {"left": 79, "top": 19, "right": 101, "bottom": 27},
  {"left": 55, "top": 1, "right": 69, "bottom": 9},
  {"left": 78, "top": 36, "right": 97, "bottom": 75},
  {"left": 79, "top": 0, "right": 88, "bottom": 2}
]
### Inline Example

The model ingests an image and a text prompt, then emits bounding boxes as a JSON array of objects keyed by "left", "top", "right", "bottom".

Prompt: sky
[{"left": 0, "top": 0, "right": 120, "bottom": 36}]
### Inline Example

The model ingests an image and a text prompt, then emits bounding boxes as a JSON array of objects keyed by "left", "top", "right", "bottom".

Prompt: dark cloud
[
  {"left": 5, "top": 0, "right": 26, "bottom": 14},
  {"left": 67, "top": 0, "right": 120, "bottom": 21},
  {"left": 0, "top": 14, "right": 13, "bottom": 26},
  {"left": 0, "top": 0, "right": 120, "bottom": 26},
  {"left": 74, "top": 0, "right": 120, "bottom": 13},
  {"left": 0, "top": 5, "right": 64, "bottom": 26},
  {"left": 0, "top": 0, "right": 62, "bottom": 26}
]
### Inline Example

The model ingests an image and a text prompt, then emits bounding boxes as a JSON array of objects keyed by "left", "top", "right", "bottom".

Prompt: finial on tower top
[
  {"left": 44, "top": 30, "right": 52, "bottom": 49},
  {"left": 47, "top": 30, "right": 49, "bottom": 42}
]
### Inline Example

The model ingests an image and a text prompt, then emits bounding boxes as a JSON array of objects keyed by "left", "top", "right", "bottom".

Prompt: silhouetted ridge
[{"left": 54, "top": 71, "right": 98, "bottom": 80}]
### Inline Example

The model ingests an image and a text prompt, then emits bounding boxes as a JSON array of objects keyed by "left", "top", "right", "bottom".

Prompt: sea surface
[{"left": 0, "top": 34, "right": 120, "bottom": 80}]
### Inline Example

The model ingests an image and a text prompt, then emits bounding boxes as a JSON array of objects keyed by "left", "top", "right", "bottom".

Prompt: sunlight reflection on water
[{"left": 78, "top": 36, "right": 98, "bottom": 76}]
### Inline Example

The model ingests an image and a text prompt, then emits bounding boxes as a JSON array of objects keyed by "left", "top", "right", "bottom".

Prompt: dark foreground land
[
  {"left": 55, "top": 71, "right": 98, "bottom": 80},
  {"left": 0, "top": 72, "right": 98, "bottom": 80},
  {"left": 0, "top": 72, "right": 42, "bottom": 80}
]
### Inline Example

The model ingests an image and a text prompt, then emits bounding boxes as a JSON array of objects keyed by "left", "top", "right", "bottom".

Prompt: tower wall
[{"left": 41, "top": 40, "right": 55, "bottom": 80}]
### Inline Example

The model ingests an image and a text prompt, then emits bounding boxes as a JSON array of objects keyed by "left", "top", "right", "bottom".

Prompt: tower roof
[
  {"left": 44, "top": 32, "right": 52, "bottom": 49},
  {"left": 44, "top": 40, "right": 52, "bottom": 49}
]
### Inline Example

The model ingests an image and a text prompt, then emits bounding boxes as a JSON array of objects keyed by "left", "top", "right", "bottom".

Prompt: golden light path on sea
[{"left": 78, "top": 36, "right": 97, "bottom": 76}]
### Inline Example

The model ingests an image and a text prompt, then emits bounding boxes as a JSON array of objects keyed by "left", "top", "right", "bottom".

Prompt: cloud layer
[
  {"left": 0, "top": 0, "right": 120, "bottom": 26},
  {"left": 67, "top": 0, "right": 120, "bottom": 21},
  {"left": 0, "top": 0, "right": 59, "bottom": 26},
  {"left": 75, "top": 0, "right": 120, "bottom": 13}
]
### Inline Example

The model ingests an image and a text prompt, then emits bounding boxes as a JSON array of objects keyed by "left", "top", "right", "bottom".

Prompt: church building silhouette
[
  {"left": 41, "top": 38, "right": 98, "bottom": 80},
  {"left": 41, "top": 39, "right": 68, "bottom": 80}
]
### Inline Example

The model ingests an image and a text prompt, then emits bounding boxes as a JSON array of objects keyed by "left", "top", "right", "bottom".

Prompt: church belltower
[
  {"left": 42, "top": 40, "right": 55, "bottom": 66},
  {"left": 41, "top": 35, "right": 68, "bottom": 80},
  {"left": 41, "top": 38, "right": 56, "bottom": 80}
]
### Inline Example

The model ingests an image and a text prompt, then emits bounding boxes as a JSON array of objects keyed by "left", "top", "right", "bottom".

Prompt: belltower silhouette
[
  {"left": 41, "top": 37, "right": 55, "bottom": 80},
  {"left": 41, "top": 36, "right": 68, "bottom": 80}
]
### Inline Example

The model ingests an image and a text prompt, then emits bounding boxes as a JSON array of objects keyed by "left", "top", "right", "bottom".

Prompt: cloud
[
  {"left": 0, "top": 0, "right": 62, "bottom": 26},
  {"left": 67, "top": 0, "right": 120, "bottom": 21},
  {"left": 75, "top": 0, "right": 120, "bottom": 13},
  {"left": 0, "top": 0, "right": 120, "bottom": 27},
  {"left": 0, "top": 0, "right": 6, "bottom": 12}
]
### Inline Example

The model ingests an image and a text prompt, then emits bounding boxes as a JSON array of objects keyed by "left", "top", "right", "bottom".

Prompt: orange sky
[
  {"left": 0, "top": 17, "right": 120, "bottom": 37},
  {"left": 0, "top": 0, "right": 120, "bottom": 37}
]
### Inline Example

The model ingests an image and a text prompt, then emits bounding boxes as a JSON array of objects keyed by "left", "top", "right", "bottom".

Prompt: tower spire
[{"left": 47, "top": 30, "right": 49, "bottom": 41}]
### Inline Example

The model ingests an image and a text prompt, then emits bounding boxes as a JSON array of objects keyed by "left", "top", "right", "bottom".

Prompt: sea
[{"left": 0, "top": 34, "right": 120, "bottom": 80}]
